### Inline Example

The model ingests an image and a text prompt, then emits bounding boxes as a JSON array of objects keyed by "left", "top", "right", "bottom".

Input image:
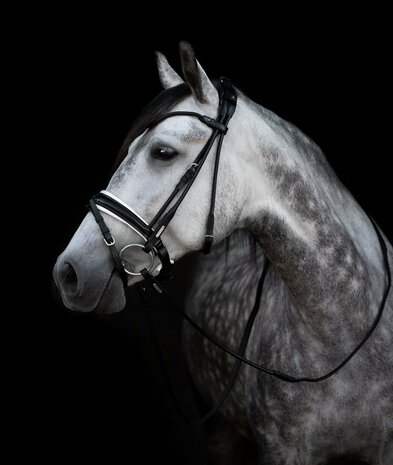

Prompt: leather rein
[{"left": 88, "top": 78, "right": 391, "bottom": 422}]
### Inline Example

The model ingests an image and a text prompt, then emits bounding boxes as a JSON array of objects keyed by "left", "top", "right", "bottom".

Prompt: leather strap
[
  {"left": 203, "top": 78, "right": 237, "bottom": 253},
  {"left": 93, "top": 193, "right": 151, "bottom": 237},
  {"left": 196, "top": 258, "right": 270, "bottom": 423},
  {"left": 138, "top": 258, "right": 270, "bottom": 425},
  {"left": 169, "top": 214, "right": 391, "bottom": 383},
  {"left": 89, "top": 199, "right": 127, "bottom": 285},
  {"left": 151, "top": 111, "right": 228, "bottom": 134},
  {"left": 144, "top": 78, "right": 238, "bottom": 259},
  {"left": 93, "top": 192, "right": 174, "bottom": 282},
  {"left": 138, "top": 213, "right": 390, "bottom": 424}
]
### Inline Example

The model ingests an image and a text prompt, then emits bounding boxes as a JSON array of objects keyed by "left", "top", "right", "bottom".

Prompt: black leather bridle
[
  {"left": 88, "top": 77, "right": 391, "bottom": 422},
  {"left": 89, "top": 77, "right": 237, "bottom": 292}
]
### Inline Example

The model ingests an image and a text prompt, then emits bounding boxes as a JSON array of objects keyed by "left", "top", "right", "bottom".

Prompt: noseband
[{"left": 89, "top": 77, "right": 237, "bottom": 291}]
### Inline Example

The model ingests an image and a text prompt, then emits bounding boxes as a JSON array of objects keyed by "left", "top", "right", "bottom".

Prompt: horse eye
[{"left": 152, "top": 146, "right": 178, "bottom": 160}]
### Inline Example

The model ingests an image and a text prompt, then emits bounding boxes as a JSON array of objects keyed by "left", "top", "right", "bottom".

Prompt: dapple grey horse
[{"left": 54, "top": 42, "right": 392, "bottom": 464}]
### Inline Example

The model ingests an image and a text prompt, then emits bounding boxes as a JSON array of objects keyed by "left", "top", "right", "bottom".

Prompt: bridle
[
  {"left": 89, "top": 77, "right": 237, "bottom": 292},
  {"left": 88, "top": 78, "right": 391, "bottom": 422}
]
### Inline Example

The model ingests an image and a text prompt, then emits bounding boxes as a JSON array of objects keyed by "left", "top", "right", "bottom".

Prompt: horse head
[{"left": 53, "top": 42, "right": 249, "bottom": 313}]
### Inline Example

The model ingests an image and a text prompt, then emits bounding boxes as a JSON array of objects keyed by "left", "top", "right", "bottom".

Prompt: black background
[{"left": 33, "top": 10, "right": 392, "bottom": 465}]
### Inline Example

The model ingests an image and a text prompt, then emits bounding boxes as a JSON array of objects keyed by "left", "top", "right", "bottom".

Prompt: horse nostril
[
  {"left": 65, "top": 262, "right": 77, "bottom": 285},
  {"left": 60, "top": 261, "right": 79, "bottom": 293}
]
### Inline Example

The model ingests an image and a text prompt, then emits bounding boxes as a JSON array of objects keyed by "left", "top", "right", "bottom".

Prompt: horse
[{"left": 53, "top": 41, "right": 392, "bottom": 464}]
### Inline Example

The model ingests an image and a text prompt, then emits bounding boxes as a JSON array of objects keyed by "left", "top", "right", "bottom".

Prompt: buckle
[{"left": 104, "top": 237, "right": 115, "bottom": 246}]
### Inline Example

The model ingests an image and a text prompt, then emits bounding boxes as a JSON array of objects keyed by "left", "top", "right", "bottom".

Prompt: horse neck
[{"left": 237, "top": 93, "right": 390, "bottom": 343}]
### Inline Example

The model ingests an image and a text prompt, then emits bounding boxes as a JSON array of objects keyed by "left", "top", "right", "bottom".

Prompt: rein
[
  {"left": 88, "top": 78, "right": 391, "bottom": 422},
  {"left": 135, "top": 212, "right": 390, "bottom": 423}
]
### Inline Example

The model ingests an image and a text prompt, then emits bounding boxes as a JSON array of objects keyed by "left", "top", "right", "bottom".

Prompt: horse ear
[
  {"left": 179, "top": 41, "right": 218, "bottom": 106},
  {"left": 155, "top": 51, "right": 184, "bottom": 89}
]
